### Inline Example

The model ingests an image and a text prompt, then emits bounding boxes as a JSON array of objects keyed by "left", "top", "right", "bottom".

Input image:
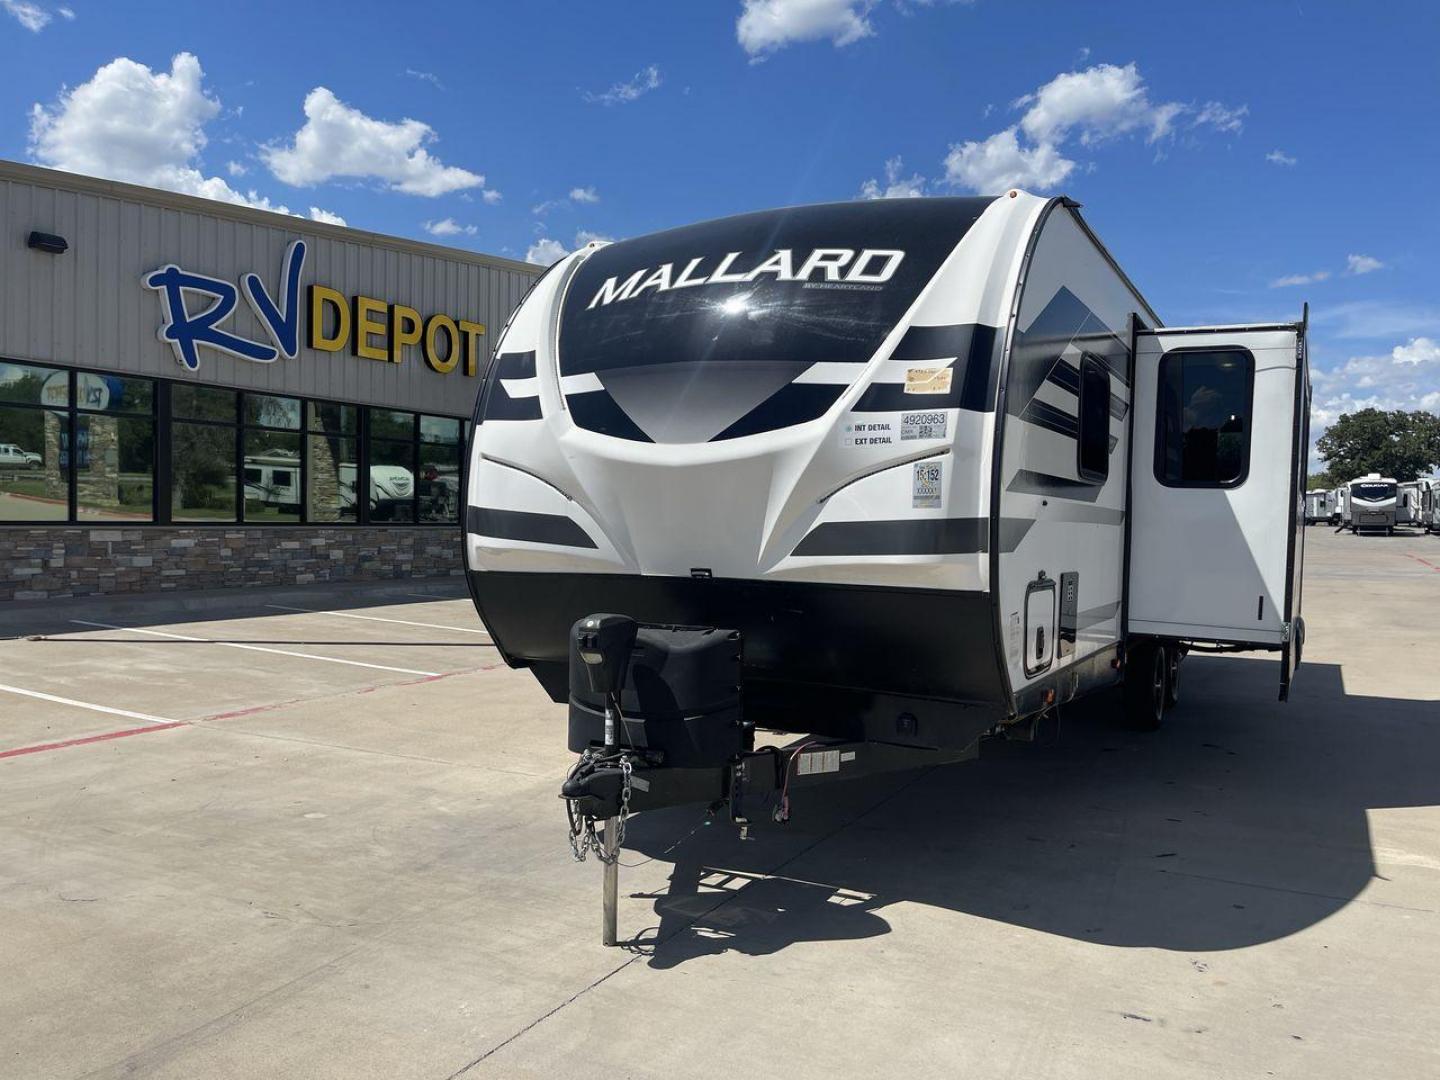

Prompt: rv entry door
[{"left": 1129, "top": 324, "right": 1307, "bottom": 697}]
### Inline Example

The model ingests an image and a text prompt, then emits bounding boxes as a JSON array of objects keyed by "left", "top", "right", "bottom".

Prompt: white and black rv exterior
[
  {"left": 1398, "top": 480, "right": 1421, "bottom": 526},
  {"left": 1305, "top": 489, "right": 1332, "bottom": 524},
  {"left": 1346, "top": 473, "right": 1398, "bottom": 534},
  {"left": 463, "top": 193, "right": 1309, "bottom": 884}
]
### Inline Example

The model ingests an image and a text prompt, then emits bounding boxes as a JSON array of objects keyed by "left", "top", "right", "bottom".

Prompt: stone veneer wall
[{"left": 0, "top": 527, "right": 463, "bottom": 602}]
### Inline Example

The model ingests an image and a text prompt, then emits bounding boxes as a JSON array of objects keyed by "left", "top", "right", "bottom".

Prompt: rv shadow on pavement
[{"left": 620, "top": 655, "right": 1439, "bottom": 968}]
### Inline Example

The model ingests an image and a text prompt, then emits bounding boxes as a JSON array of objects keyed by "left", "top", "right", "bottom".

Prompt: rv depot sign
[{"left": 143, "top": 240, "right": 485, "bottom": 377}]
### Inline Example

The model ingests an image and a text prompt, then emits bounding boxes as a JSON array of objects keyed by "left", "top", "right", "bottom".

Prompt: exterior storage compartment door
[
  {"left": 1024, "top": 575, "right": 1056, "bottom": 677},
  {"left": 1129, "top": 326, "right": 1306, "bottom": 682}
]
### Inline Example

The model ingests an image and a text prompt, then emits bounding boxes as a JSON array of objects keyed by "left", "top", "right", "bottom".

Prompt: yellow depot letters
[{"left": 307, "top": 285, "right": 485, "bottom": 376}]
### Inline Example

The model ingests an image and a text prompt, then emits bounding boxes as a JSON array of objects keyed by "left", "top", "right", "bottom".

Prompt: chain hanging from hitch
[{"left": 564, "top": 751, "right": 632, "bottom": 864}]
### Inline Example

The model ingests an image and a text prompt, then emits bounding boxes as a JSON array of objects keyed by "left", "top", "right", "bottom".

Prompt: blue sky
[{"left": 1, "top": 0, "right": 1437, "bottom": 467}]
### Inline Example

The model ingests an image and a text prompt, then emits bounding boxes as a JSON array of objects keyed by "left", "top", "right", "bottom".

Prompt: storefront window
[
  {"left": 75, "top": 414, "right": 155, "bottom": 521},
  {"left": 243, "top": 429, "right": 302, "bottom": 523},
  {"left": 173, "top": 422, "right": 237, "bottom": 521},
  {"left": 368, "top": 436, "right": 416, "bottom": 522},
  {"left": 1, "top": 361, "right": 464, "bottom": 527},
  {"left": 306, "top": 401, "right": 357, "bottom": 523},
  {"left": 0, "top": 403, "right": 68, "bottom": 521}
]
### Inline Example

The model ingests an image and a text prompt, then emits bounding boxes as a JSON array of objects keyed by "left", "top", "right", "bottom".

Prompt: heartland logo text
[{"left": 586, "top": 248, "right": 905, "bottom": 309}]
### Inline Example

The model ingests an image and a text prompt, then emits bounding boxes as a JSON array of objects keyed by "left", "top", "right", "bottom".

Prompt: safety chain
[{"left": 565, "top": 751, "right": 633, "bottom": 865}]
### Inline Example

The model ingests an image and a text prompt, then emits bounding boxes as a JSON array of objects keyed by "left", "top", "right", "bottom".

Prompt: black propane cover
[{"left": 567, "top": 621, "right": 743, "bottom": 768}]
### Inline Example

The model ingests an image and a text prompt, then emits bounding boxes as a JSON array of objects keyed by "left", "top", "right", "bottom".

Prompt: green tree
[
  {"left": 1316, "top": 408, "right": 1440, "bottom": 482},
  {"left": 1307, "top": 471, "right": 1334, "bottom": 491}
]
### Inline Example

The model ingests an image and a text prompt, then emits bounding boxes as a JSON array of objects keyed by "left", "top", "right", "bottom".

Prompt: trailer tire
[
  {"left": 1124, "top": 643, "right": 1167, "bottom": 731},
  {"left": 1164, "top": 646, "right": 1181, "bottom": 709}
]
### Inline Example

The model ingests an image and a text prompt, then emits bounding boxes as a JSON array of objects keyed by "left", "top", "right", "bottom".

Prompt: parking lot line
[
  {"left": 0, "top": 681, "right": 178, "bottom": 725},
  {"left": 0, "top": 722, "right": 188, "bottom": 760},
  {"left": 263, "top": 603, "right": 493, "bottom": 635},
  {"left": 69, "top": 620, "right": 443, "bottom": 678}
]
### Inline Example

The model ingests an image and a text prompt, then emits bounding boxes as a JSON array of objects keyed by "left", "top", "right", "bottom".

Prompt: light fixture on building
[{"left": 27, "top": 231, "right": 68, "bottom": 254}]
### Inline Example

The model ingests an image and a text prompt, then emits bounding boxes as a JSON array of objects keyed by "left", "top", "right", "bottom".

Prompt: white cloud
[
  {"left": 1191, "top": 101, "right": 1248, "bottom": 134},
  {"left": 29, "top": 53, "right": 346, "bottom": 226},
  {"left": 1346, "top": 253, "right": 1384, "bottom": 276},
  {"left": 525, "top": 237, "right": 568, "bottom": 266},
  {"left": 1392, "top": 337, "right": 1440, "bottom": 366},
  {"left": 308, "top": 207, "right": 346, "bottom": 226},
  {"left": 1270, "top": 270, "right": 1330, "bottom": 288},
  {"left": 939, "top": 62, "right": 1245, "bottom": 195},
  {"left": 533, "top": 186, "right": 602, "bottom": 214},
  {"left": 526, "top": 229, "right": 614, "bottom": 266},
  {"left": 583, "top": 65, "right": 662, "bottom": 106},
  {"left": 226, "top": 160, "right": 248, "bottom": 177},
  {"left": 424, "top": 217, "right": 478, "bottom": 238},
  {"left": 481, "top": 189, "right": 503, "bottom": 205},
  {"left": 57, "top": 3, "right": 71, "bottom": 16},
  {"left": 944, "top": 127, "right": 1075, "bottom": 193},
  {"left": 2, "top": 0, "right": 49, "bottom": 31},
  {"left": 1266, "top": 148, "right": 1297, "bottom": 166},
  {"left": 404, "top": 69, "right": 443, "bottom": 90},
  {"left": 262, "top": 87, "right": 488, "bottom": 197},
  {"left": 737, "top": 0, "right": 876, "bottom": 59},
  {"left": 858, "top": 156, "right": 927, "bottom": 199}
]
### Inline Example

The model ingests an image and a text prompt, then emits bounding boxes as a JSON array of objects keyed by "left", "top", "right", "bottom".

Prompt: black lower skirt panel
[{"left": 468, "top": 570, "right": 1009, "bottom": 749}]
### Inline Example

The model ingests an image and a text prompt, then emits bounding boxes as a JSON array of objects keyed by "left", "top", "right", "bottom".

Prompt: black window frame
[
  {"left": 1076, "top": 353, "right": 1111, "bottom": 485},
  {"left": 1153, "top": 346, "right": 1256, "bottom": 490}
]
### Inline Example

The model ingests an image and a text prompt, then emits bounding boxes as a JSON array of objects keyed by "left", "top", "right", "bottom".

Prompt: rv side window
[
  {"left": 1154, "top": 348, "right": 1254, "bottom": 488},
  {"left": 1077, "top": 355, "right": 1110, "bottom": 483}
]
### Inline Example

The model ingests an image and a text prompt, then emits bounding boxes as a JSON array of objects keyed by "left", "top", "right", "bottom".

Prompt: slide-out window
[
  {"left": 1154, "top": 348, "right": 1254, "bottom": 488},
  {"left": 1076, "top": 354, "right": 1111, "bottom": 483}
]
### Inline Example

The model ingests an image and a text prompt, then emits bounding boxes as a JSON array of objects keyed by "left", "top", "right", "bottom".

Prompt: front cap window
[{"left": 554, "top": 198, "right": 993, "bottom": 443}]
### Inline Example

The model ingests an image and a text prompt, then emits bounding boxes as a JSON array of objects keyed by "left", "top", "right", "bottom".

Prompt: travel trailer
[
  {"left": 1398, "top": 480, "right": 1422, "bottom": 526},
  {"left": 1346, "top": 473, "right": 1398, "bottom": 534},
  {"left": 1331, "top": 486, "right": 1346, "bottom": 525},
  {"left": 462, "top": 193, "right": 1310, "bottom": 940},
  {"left": 1419, "top": 478, "right": 1440, "bottom": 533},
  {"left": 1305, "top": 489, "right": 1333, "bottom": 524}
]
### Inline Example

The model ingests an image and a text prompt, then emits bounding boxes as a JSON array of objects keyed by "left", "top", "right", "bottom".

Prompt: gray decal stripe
[
  {"left": 793, "top": 516, "right": 1033, "bottom": 556},
  {"left": 1051, "top": 504, "right": 1125, "bottom": 526},
  {"left": 1046, "top": 361, "right": 1080, "bottom": 394},
  {"left": 466, "top": 506, "right": 598, "bottom": 549},
  {"left": 1076, "top": 601, "right": 1120, "bottom": 629},
  {"left": 1108, "top": 392, "right": 1129, "bottom": 420},
  {"left": 1006, "top": 468, "right": 1103, "bottom": 503}
]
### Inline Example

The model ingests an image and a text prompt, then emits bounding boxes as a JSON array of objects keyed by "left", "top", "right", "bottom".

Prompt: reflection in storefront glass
[
  {"left": 74, "top": 414, "right": 154, "bottom": 521},
  {"left": 0, "top": 405, "right": 69, "bottom": 521},
  {"left": 243, "top": 430, "right": 301, "bottom": 522},
  {"left": 173, "top": 422, "right": 237, "bottom": 521}
]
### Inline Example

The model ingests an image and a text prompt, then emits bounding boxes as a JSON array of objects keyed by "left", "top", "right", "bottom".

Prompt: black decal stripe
[
  {"left": 712, "top": 383, "right": 846, "bottom": 442},
  {"left": 853, "top": 324, "right": 998, "bottom": 413},
  {"left": 1046, "top": 361, "right": 1080, "bottom": 395},
  {"left": 891, "top": 323, "right": 981, "bottom": 361},
  {"left": 482, "top": 351, "right": 542, "bottom": 421},
  {"left": 564, "top": 390, "right": 654, "bottom": 443},
  {"left": 1021, "top": 398, "right": 1078, "bottom": 438},
  {"left": 793, "top": 516, "right": 1033, "bottom": 557},
  {"left": 467, "top": 506, "right": 598, "bottom": 549}
]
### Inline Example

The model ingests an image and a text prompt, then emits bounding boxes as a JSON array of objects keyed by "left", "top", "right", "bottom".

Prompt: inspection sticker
[
  {"left": 901, "top": 411, "right": 948, "bottom": 441},
  {"left": 840, "top": 419, "right": 896, "bottom": 447},
  {"left": 797, "top": 749, "right": 842, "bottom": 776},
  {"left": 912, "top": 460, "right": 943, "bottom": 509},
  {"left": 905, "top": 366, "right": 954, "bottom": 394}
]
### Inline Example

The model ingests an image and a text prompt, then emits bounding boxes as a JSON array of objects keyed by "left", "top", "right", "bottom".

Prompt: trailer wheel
[
  {"left": 1164, "top": 646, "right": 1181, "bottom": 709},
  {"left": 1124, "top": 643, "right": 1167, "bottom": 731}
]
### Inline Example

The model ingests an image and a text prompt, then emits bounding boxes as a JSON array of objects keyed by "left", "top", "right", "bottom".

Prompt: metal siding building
[{"left": 0, "top": 160, "right": 543, "bottom": 601}]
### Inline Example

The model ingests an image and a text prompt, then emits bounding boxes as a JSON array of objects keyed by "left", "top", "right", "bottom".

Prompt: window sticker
[
  {"left": 904, "top": 366, "right": 953, "bottom": 394},
  {"left": 900, "top": 411, "right": 947, "bottom": 441},
  {"left": 912, "top": 460, "right": 942, "bottom": 508}
]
